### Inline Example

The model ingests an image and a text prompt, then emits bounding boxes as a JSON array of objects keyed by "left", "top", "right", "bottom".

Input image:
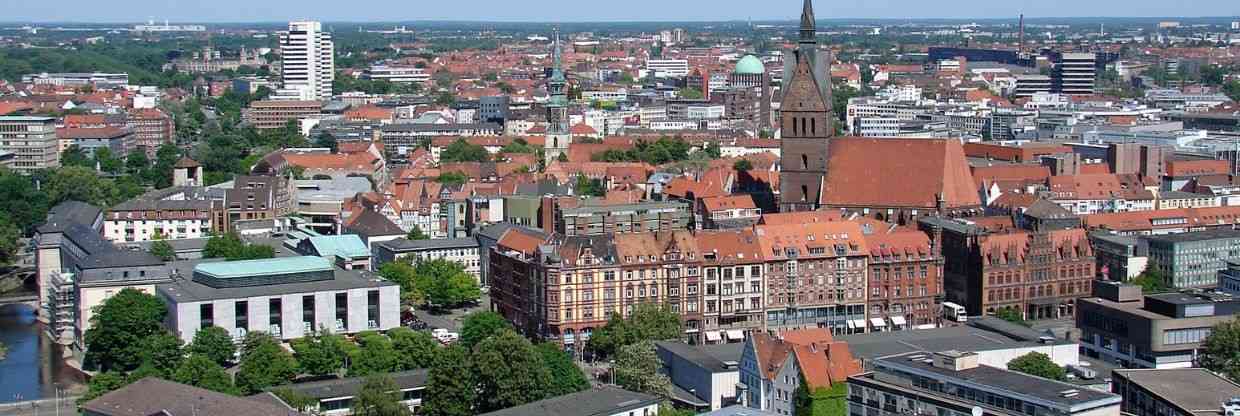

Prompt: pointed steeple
[
  {"left": 799, "top": 0, "right": 817, "bottom": 43},
  {"left": 550, "top": 27, "right": 566, "bottom": 82}
]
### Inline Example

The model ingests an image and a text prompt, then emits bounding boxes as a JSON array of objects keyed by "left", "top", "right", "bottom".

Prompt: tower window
[
  {"left": 811, "top": 117, "right": 816, "bottom": 135},
  {"left": 801, "top": 154, "right": 808, "bottom": 170},
  {"left": 801, "top": 185, "right": 809, "bottom": 202}
]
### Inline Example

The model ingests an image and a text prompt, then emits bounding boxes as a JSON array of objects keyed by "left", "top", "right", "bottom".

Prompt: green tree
[
  {"left": 172, "top": 353, "right": 238, "bottom": 394},
  {"left": 291, "top": 330, "right": 353, "bottom": 377},
  {"left": 589, "top": 303, "right": 683, "bottom": 357},
  {"left": 436, "top": 171, "right": 469, "bottom": 186},
  {"left": 472, "top": 329, "right": 553, "bottom": 412},
  {"left": 379, "top": 260, "right": 425, "bottom": 306},
  {"left": 84, "top": 289, "right": 168, "bottom": 372},
  {"left": 235, "top": 331, "right": 299, "bottom": 394},
  {"left": 1133, "top": 265, "right": 1171, "bottom": 293},
  {"left": 994, "top": 307, "right": 1028, "bottom": 327},
  {"left": 613, "top": 340, "right": 671, "bottom": 400},
  {"left": 138, "top": 331, "right": 185, "bottom": 377},
  {"left": 422, "top": 345, "right": 476, "bottom": 416},
  {"left": 0, "top": 218, "right": 21, "bottom": 265},
  {"left": 459, "top": 311, "right": 512, "bottom": 349},
  {"left": 1007, "top": 352, "right": 1066, "bottom": 381},
  {"left": 390, "top": 327, "right": 440, "bottom": 370},
  {"left": 439, "top": 138, "right": 490, "bottom": 163},
  {"left": 733, "top": 159, "right": 753, "bottom": 172},
  {"left": 574, "top": 175, "right": 606, "bottom": 197},
  {"left": 499, "top": 138, "right": 535, "bottom": 154},
  {"left": 0, "top": 168, "right": 51, "bottom": 233},
  {"left": 79, "top": 372, "right": 130, "bottom": 404},
  {"left": 349, "top": 332, "right": 401, "bottom": 377},
  {"left": 701, "top": 142, "right": 721, "bottom": 159},
  {"left": 406, "top": 225, "right": 430, "bottom": 240},
  {"left": 94, "top": 147, "right": 124, "bottom": 174},
  {"left": 46, "top": 166, "right": 120, "bottom": 207},
  {"left": 677, "top": 87, "right": 704, "bottom": 99},
  {"left": 126, "top": 149, "right": 151, "bottom": 176},
  {"left": 61, "top": 145, "right": 94, "bottom": 169},
  {"left": 204, "top": 232, "right": 275, "bottom": 260},
  {"left": 352, "top": 376, "right": 414, "bottom": 416},
  {"left": 1201, "top": 318, "right": 1240, "bottom": 381},
  {"left": 417, "top": 259, "right": 481, "bottom": 308},
  {"left": 535, "top": 343, "right": 589, "bottom": 396},
  {"left": 188, "top": 326, "right": 237, "bottom": 367},
  {"left": 149, "top": 239, "right": 176, "bottom": 261},
  {"left": 1225, "top": 80, "right": 1240, "bottom": 102}
]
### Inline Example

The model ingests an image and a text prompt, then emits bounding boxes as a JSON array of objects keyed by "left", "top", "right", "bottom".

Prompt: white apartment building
[
  {"left": 644, "top": 59, "right": 691, "bottom": 78},
  {"left": 371, "top": 238, "right": 482, "bottom": 283},
  {"left": 582, "top": 89, "right": 629, "bottom": 102},
  {"left": 0, "top": 116, "right": 60, "bottom": 174},
  {"left": 363, "top": 65, "right": 430, "bottom": 84},
  {"left": 280, "top": 21, "right": 335, "bottom": 101}
]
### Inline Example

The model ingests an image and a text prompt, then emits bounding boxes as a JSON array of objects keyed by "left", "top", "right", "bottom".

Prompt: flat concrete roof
[{"left": 1115, "top": 368, "right": 1240, "bottom": 416}]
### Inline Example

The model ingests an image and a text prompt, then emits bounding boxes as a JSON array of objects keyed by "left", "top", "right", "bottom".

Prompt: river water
[{"left": 0, "top": 313, "right": 85, "bottom": 404}]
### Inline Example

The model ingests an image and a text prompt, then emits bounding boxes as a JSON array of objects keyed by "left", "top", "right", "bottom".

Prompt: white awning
[
  {"left": 705, "top": 331, "right": 722, "bottom": 342},
  {"left": 726, "top": 330, "right": 745, "bottom": 341},
  {"left": 851, "top": 319, "right": 867, "bottom": 329},
  {"left": 891, "top": 316, "right": 907, "bottom": 326},
  {"left": 870, "top": 317, "right": 887, "bottom": 328},
  {"left": 847, "top": 320, "right": 857, "bottom": 329}
]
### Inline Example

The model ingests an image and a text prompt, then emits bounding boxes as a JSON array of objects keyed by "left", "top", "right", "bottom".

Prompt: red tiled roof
[
  {"left": 701, "top": 194, "right": 756, "bottom": 212},
  {"left": 760, "top": 211, "right": 845, "bottom": 225},
  {"left": 823, "top": 138, "right": 980, "bottom": 209}
]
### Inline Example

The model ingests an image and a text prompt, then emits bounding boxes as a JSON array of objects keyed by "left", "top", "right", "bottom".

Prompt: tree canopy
[
  {"left": 84, "top": 289, "right": 169, "bottom": 372},
  {"left": 235, "top": 331, "right": 299, "bottom": 394},
  {"left": 188, "top": 326, "right": 237, "bottom": 367},
  {"left": 203, "top": 232, "right": 275, "bottom": 260},
  {"left": 1202, "top": 318, "right": 1240, "bottom": 382},
  {"left": 1007, "top": 352, "right": 1066, "bottom": 381},
  {"left": 589, "top": 303, "right": 683, "bottom": 357},
  {"left": 590, "top": 137, "right": 692, "bottom": 166},
  {"left": 459, "top": 311, "right": 513, "bottom": 349},
  {"left": 471, "top": 329, "right": 553, "bottom": 413},
  {"left": 439, "top": 138, "right": 490, "bottom": 163},
  {"left": 380, "top": 258, "right": 481, "bottom": 309},
  {"left": 613, "top": 340, "right": 672, "bottom": 401},
  {"left": 291, "top": 330, "right": 353, "bottom": 377},
  {"left": 352, "top": 375, "right": 414, "bottom": 416},
  {"left": 422, "top": 345, "right": 476, "bottom": 416},
  {"left": 536, "top": 343, "right": 590, "bottom": 396}
]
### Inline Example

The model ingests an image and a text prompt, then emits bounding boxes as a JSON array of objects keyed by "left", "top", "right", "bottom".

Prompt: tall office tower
[
  {"left": 1052, "top": 52, "right": 1097, "bottom": 95},
  {"left": 279, "top": 21, "right": 334, "bottom": 101},
  {"left": 544, "top": 29, "right": 571, "bottom": 166},
  {"left": 778, "top": 0, "right": 834, "bottom": 212}
]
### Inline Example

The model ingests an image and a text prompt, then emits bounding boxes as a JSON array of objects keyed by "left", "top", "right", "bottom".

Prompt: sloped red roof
[
  {"left": 701, "top": 194, "right": 756, "bottom": 212},
  {"left": 823, "top": 138, "right": 980, "bottom": 209}
]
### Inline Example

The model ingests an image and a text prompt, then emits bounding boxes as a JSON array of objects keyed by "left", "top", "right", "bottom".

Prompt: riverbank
[{"left": 0, "top": 318, "right": 87, "bottom": 405}]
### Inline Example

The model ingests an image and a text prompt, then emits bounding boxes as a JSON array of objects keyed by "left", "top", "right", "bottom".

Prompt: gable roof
[
  {"left": 81, "top": 377, "right": 302, "bottom": 416},
  {"left": 823, "top": 138, "right": 980, "bottom": 210}
]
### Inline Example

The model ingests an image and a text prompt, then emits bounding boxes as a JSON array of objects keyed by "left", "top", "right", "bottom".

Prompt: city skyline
[{"left": 5, "top": 0, "right": 1240, "bottom": 23}]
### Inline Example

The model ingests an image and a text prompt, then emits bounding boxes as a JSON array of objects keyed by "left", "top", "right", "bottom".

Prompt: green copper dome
[{"left": 734, "top": 55, "right": 765, "bottom": 75}]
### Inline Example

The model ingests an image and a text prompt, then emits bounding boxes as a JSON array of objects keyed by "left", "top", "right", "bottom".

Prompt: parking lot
[{"left": 407, "top": 294, "right": 493, "bottom": 332}]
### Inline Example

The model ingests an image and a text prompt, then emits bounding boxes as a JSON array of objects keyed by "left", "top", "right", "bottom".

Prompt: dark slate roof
[
  {"left": 157, "top": 259, "right": 396, "bottom": 303},
  {"left": 344, "top": 209, "right": 405, "bottom": 238},
  {"left": 267, "top": 369, "right": 428, "bottom": 400},
  {"left": 77, "top": 250, "right": 165, "bottom": 271},
  {"left": 478, "top": 386, "right": 660, "bottom": 416},
  {"left": 655, "top": 341, "right": 743, "bottom": 373},
  {"left": 1113, "top": 368, "right": 1240, "bottom": 416},
  {"left": 376, "top": 237, "right": 479, "bottom": 252},
  {"left": 878, "top": 352, "right": 1119, "bottom": 411},
  {"left": 81, "top": 377, "right": 303, "bottom": 416},
  {"left": 1024, "top": 198, "right": 1077, "bottom": 220},
  {"left": 39, "top": 200, "right": 102, "bottom": 233},
  {"left": 838, "top": 318, "right": 1068, "bottom": 364},
  {"left": 476, "top": 222, "right": 519, "bottom": 241}
]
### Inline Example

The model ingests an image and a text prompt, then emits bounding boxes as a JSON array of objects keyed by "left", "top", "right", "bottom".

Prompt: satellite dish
[{"left": 972, "top": 406, "right": 984, "bottom": 416}]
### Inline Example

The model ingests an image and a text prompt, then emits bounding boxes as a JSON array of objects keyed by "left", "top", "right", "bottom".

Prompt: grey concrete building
[
  {"left": 1146, "top": 229, "right": 1240, "bottom": 288},
  {"left": 847, "top": 351, "right": 1121, "bottom": 416},
  {"left": 158, "top": 256, "right": 400, "bottom": 343},
  {"left": 0, "top": 116, "right": 59, "bottom": 173},
  {"left": 558, "top": 200, "right": 691, "bottom": 236},
  {"left": 372, "top": 237, "right": 481, "bottom": 283},
  {"left": 1077, "top": 281, "right": 1240, "bottom": 369},
  {"left": 1090, "top": 232, "right": 1149, "bottom": 281},
  {"left": 1111, "top": 368, "right": 1240, "bottom": 416},
  {"left": 655, "top": 341, "right": 744, "bottom": 411}
]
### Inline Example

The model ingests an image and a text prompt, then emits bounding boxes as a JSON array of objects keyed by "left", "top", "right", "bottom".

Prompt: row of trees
[
  {"left": 377, "top": 258, "right": 481, "bottom": 309},
  {"left": 203, "top": 232, "right": 277, "bottom": 261}
]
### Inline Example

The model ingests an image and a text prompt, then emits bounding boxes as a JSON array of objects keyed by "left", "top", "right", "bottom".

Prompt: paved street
[{"left": 408, "top": 294, "right": 493, "bottom": 332}]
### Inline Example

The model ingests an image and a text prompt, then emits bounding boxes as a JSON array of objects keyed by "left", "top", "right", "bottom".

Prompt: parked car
[{"left": 431, "top": 328, "right": 459, "bottom": 344}]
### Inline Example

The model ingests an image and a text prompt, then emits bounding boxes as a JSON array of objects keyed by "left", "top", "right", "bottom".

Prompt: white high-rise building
[{"left": 279, "top": 21, "right": 334, "bottom": 101}]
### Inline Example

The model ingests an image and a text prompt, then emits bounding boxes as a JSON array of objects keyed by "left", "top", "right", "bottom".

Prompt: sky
[{"left": 5, "top": 0, "right": 1239, "bottom": 23}]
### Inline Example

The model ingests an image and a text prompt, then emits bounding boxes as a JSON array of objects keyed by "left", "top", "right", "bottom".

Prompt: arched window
[
  {"left": 801, "top": 185, "right": 809, "bottom": 202},
  {"left": 810, "top": 117, "right": 816, "bottom": 135},
  {"left": 801, "top": 154, "right": 808, "bottom": 169}
]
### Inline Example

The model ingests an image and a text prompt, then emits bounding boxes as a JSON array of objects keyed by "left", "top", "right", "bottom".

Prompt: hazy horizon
[{"left": 5, "top": 0, "right": 1240, "bottom": 24}]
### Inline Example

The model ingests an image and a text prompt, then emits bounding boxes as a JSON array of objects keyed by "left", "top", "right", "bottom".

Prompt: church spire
[
  {"left": 799, "top": 0, "right": 816, "bottom": 43},
  {"left": 550, "top": 27, "right": 565, "bottom": 82}
]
